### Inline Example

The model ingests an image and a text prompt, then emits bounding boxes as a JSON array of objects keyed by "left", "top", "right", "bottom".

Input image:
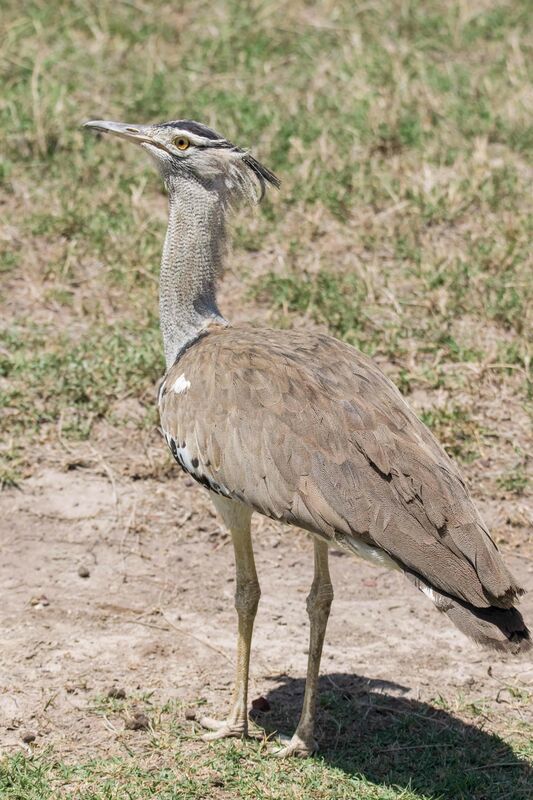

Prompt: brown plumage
[{"left": 160, "top": 324, "right": 529, "bottom": 654}]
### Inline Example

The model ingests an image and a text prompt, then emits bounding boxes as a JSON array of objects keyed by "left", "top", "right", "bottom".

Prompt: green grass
[
  {"left": 497, "top": 465, "right": 530, "bottom": 495},
  {"left": 0, "top": 320, "right": 162, "bottom": 484},
  {"left": 1, "top": 684, "right": 532, "bottom": 799},
  {"left": 252, "top": 271, "right": 370, "bottom": 349},
  {"left": 419, "top": 405, "right": 483, "bottom": 463},
  {"left": 0, "top": 322, "right": 161, "bottom": 439},
  {"left": 1, "top": 0, "right": 532, "bottom": 475}
]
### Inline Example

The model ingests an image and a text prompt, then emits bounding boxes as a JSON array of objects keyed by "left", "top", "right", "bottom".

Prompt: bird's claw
[
  {"left": 269, "top": 733, "right": 317, "bottom": 758},
  {"left": 199, "top": 715, "right": 247, "bottom": 741}
]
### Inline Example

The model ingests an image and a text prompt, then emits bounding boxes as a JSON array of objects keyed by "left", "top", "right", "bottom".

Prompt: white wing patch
[
  {"left": 339, "top": 533, "right": 400, "bottom": 571},
  {"left": 172, "top": 373, "right": 191, "bottom": 394},
  {"left": 420, "top": 584, "right": 438, "bottom": 604}
]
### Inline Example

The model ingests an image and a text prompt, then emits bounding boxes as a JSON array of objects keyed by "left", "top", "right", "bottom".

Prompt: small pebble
[
  {"left": 184, "top": 709, "right": 196, "bottom": 721},
  {"left": 107, "top": 687, "right": 126, "bottom": 700},
  {"left": 125, "top": 712, "right": 150, "bottom": 731},
  {"left": 78, "top": 565, "right": 90, "bottom": 578},
  {"left": 21, "top": 731, "right": 36, "bottom": 744},
  {"left": 30, "top": 595, "right": 49, "bottom": 607}
]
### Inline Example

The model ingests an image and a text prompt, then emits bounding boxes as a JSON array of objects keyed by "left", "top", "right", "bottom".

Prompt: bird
[{"left": 84, "top": 117, "right": 530, "bottom": 758}]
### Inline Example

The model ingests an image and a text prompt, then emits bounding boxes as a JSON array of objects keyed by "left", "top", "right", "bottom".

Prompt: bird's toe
[
  {"left": 198, "top": 716, "right": 247, "bottom": 740},
  {"left": 201, "top": 724, "right": 246, "bottom": 741},
  {"left": 269, "top": 733, "right": 317, "bottom": 758},
  {"left": 198, "top": 716, "right": 228, "bottom": 731}
]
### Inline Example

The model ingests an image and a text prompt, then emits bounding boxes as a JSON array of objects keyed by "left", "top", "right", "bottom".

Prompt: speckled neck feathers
[{"left": 159, "top": 176, "right": 228, "bottom": 369}]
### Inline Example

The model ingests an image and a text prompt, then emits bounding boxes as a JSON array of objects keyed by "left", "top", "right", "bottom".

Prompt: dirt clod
[
  {"left": 125, "top": 712, "right": 150, "bottom": 731},
  {"left": 107, "top": 687, "right": 126, "bottom": 699},
  {"left": 251, "top": 696, "right": 271, "bottom": 712},
  {"left": 184, "top": 709, "right": 197, "bottom": 720},
  {"left": 78, "top": 565, "right": 90, "bottom": 578},
  {"left": 21, "top": 731, "right": 37, "bottom": 743}
]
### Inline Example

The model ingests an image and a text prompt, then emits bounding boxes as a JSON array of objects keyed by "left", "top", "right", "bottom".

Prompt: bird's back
[{"left": 159, "top": 324, "right": 527, "bottom": 646}]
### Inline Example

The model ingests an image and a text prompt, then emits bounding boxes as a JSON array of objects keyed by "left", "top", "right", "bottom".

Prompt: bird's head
[{"left": 83, "top": 118, "right": 279, "bottom": 204}]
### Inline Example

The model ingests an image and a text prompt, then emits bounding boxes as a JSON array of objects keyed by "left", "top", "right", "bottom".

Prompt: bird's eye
[{"left": 173, "top": 136, "right": 190, "bottom": 151}]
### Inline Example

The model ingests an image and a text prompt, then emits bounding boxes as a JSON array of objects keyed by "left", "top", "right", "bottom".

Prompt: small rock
[
  {"left": 184, "top": 709, "right": 196, "bottom": 721},
  {"left": 21, "top": 731, "right": 36, "bottom": 744},
  {"left": 107, "top": 687, "right": 126, "bottom": 700},
  {"left": 251, "top": 696, "right": 271, "bottom": 712},
  {"left": 125, "top": 712, "right": 150, "bottom": 731},
  {"left": 78, "top": 565, "right": 90, "bottom": 578},
  {"left": 30, "top": 595, "right": 49, "bottom": 608}
]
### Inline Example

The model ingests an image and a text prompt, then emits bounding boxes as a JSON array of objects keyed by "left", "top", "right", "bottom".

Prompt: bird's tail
[{"left": 407, "top": 573, "right": 531, "bottom": 654}]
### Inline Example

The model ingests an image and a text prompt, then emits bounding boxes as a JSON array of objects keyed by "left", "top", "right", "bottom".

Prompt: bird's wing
[{"left": 159, "top": 325, "right": 521, "bottom": 609}]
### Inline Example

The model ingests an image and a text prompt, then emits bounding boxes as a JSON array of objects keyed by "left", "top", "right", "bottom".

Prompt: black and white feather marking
[{"left": 163, "top": 430, "right": 231, "bottom": 497}]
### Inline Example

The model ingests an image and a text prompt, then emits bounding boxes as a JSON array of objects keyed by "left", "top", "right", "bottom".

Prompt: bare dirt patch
[{"left": 1, "top": 464, "right": 531, "bottom": 760}]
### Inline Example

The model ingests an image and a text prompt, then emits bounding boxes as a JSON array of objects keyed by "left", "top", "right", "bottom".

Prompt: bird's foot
[
  {"left": 199, "top": 715, "right": 246, "bottom": 741},
  {"left": 269, "top": 732, "right": 317, "bottom": 758}
]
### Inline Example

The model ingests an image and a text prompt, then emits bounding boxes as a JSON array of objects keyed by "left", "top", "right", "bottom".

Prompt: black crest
[{"left": 159, "top": 119, "right": 225, "bottom": 141}]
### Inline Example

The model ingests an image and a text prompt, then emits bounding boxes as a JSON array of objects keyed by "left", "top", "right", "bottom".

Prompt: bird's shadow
[{"left": 251, "top": 673, "right": 531, "bottom": 800}]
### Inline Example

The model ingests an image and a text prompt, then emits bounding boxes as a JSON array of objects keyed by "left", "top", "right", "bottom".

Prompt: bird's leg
[
  {"left": 200, "top": 495, "right": 260, "bottom": 741},
  {"left": 273, "top": 537, "right": 333, "bottom": 758}
]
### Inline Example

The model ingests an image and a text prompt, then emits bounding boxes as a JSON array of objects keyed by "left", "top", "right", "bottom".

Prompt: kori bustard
[{"left": 84, "top": 118, "right": 529, "bottom": 758}]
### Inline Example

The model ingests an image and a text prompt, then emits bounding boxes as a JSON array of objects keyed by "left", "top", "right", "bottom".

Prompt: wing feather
[{"left": 159, "top": 325, "right": 523, "bottom": 608}]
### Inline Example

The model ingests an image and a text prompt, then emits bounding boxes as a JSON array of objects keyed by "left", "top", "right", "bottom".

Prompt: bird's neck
[{"left": 160, "top": 177, "right": 228, "bottom": 369}]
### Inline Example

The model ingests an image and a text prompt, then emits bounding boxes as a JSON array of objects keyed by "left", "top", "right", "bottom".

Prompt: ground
[
  {"left": 0, "top": 1, "right": 532, "bottom": 798},
  {"left": 1, "top": 468, "right": 532, "bottom": 799},
  {"left": 0, "top": 462, "right": 533, "bottom": 798}
]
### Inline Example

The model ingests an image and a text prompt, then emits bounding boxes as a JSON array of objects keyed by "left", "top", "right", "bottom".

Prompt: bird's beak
[{"left": 83, "top": 119, "right": 154, "bottom": 147}]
